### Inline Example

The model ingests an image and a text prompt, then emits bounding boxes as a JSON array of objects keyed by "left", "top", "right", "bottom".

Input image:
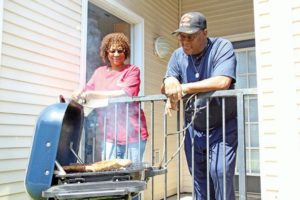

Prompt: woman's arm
[{"left": 82, "top": 89, "right": 126, "bottom": 100}]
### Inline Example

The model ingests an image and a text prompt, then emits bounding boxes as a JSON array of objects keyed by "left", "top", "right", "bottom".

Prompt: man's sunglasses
[{"left": 177, "top": 31, "right": 201, "bottom": 41}]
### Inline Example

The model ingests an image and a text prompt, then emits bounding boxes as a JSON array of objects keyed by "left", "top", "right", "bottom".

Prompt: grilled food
[{"left": 63, "top": 159, "right": 132, "bottom": 173}]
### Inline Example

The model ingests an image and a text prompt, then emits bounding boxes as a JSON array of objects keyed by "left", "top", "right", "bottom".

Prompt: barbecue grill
[{"left": 25, "top": 100, "right": 166, "bottom": 200}]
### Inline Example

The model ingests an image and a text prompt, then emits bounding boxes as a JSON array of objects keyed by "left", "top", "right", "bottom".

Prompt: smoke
[{"left": 86, "top": 18, "right": 102, "bottom": 81}]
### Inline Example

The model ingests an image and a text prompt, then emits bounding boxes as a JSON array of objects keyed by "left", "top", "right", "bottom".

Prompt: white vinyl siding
[
  {"left": 254, "top": 0, "right": 300, "bottom": 199},
  {"left": 0, "top": 0, "right": 3, "bottom": 63},
  {"left": 0, "top": 0, "right": 82, "bottom": 198},
  {"left": 181, "top": 0, "right": 254, "bottom": 37}
]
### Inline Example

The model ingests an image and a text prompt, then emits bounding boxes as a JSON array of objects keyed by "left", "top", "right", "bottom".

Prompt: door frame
[{"left": 80, "top": 0, "right": 145, "bottom": 94}]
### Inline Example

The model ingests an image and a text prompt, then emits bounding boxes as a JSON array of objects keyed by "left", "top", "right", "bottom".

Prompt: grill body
[
  {"left": 25, "top": 100, "right": 166, "bottom": 200},
  {"left": 25, "top": 100, "right": 84, "bottom": 199}
]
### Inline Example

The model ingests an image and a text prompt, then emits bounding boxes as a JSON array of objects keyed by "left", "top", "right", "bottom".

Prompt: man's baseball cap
[{"left": 172, "top": 12, "right": 207, "bottom": 34}]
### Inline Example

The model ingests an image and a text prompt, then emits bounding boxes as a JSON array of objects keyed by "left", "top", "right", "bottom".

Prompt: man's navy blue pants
[{"left": 184, "top": 118, "right": 238, "bottom": 200}]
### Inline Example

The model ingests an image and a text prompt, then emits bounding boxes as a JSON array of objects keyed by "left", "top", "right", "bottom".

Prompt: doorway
[
  {"left": 84, "top": 2, "right": 131, "bottom": 163},
  {"left": 86, "top": 2, "right": 130, "bottom": 81}
]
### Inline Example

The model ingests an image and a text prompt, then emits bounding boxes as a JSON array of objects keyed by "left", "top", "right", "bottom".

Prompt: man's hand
[
  {"left": 163, "top": 77, "right": 184, "bottom": 101},
  {"left": 164, "top": 97, "right": 179, "bottom": 116},
  {"left": 161, "top": 77, "right": 185, "bottom": 116}
]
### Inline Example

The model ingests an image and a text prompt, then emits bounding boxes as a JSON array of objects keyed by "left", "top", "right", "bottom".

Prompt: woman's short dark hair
[{"left": 100, "top": 32, "right": 130, "bottom": 64}]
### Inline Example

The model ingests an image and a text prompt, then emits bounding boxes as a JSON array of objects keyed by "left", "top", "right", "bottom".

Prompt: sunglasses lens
[
  {"left": 177, "top": 32, "right": 200, "bottom": 41},
  {"left": 109, "top": 49, "right": 124, "bottom": 54}
]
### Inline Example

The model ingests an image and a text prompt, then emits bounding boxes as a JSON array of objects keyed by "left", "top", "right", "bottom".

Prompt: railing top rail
[
  {"left": 196, "top": 88, "right": 257, "bottom": 98},
  {"left": 107, "top": 88, "right": 257, "bottom": 104}
]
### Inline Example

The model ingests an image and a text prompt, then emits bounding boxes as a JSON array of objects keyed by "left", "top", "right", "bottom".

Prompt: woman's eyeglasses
[{"left": 108, "top": 49, "right": 125, "bottom": 54}]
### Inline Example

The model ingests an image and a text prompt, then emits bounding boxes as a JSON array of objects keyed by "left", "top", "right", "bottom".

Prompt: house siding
[
  {"left": 0, "top": 0, "right": 81, "bottom": 199},
  {"left": 254, "top": 0, "right": 300, "bottom": 199},
  {"left": 181, "top": 0, "right": 254, "bottom": 37}
]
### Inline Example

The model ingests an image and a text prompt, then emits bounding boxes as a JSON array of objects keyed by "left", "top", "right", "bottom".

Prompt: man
[{"left": 161, "top": 12, "right": 237, "bottom": 200}]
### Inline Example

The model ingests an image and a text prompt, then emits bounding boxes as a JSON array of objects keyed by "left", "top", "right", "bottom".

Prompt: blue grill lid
[{"left": 25, "top": 100, "right": 84, "bottom": 199}]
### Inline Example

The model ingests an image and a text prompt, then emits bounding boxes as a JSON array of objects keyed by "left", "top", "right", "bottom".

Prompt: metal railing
[{"left": 84, "top": 88, "right": 257, "bottom": 200}]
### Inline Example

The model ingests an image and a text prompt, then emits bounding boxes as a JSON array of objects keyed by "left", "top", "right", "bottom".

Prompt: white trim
[
  {"left": 222, "top": 32, "right": 255, "bottom": 42},
  {"left": 88, "top": 0, "right": 145, "bottom": 95},
  {"left": 234, "top": 46, "right": 255, "bottom": 52},
  {"left": 131, "top": 22, "right": 145, "bottom": 95},
  {"left": 89, "top": 0, "right": 144, "bottom": 23},
  {"left": 80, "top": 0, "right": 88, "bottom": 88},
  {"left": 0, "top": 0, "right": 4, "bottom": 66},
  {"left": 79, "top": 0, "right": 88, "bottom": 161}
]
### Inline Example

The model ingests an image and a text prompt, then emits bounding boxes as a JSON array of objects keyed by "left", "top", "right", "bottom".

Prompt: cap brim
[{"left": 171, "top": 27, "right": 201, "bottom": 35}]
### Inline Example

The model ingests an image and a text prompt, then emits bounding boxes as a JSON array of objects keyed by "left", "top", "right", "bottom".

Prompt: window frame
[{"left": 234, "top": 42, "right": 260, "bottom": 176}]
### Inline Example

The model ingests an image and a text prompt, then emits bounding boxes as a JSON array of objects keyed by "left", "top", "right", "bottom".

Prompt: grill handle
[
  {"left": 112, "top": 175, "right": 131, "bottom": 181},
  {"left": 70, "top": 142, "right": 84, "bottom": 164},
  {"left": 53, "top": 189, "right": 130, "bottom": 199},
  {"left": 145, "top": 167, "right": 167, "bottom": 178}
]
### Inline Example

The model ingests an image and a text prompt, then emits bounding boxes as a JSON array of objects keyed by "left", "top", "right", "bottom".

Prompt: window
[
  {"left": 235, "top": 45, "right": 260, "bottom": 176},
  {"left": 235, "top": 49, "right": 257, "bottom": 89}
]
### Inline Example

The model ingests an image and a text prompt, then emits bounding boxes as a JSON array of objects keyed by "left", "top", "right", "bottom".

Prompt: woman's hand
[
  {"left": 71, "top": 89, "right": 92, "bottom": 104},
  {"left": 72, "top": 89, "right": 84, "bottom": 102}
]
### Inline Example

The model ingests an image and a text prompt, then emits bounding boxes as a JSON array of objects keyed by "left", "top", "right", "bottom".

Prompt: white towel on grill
[{"left": 83, "top": 99, "right": 108, "bottom": 116}]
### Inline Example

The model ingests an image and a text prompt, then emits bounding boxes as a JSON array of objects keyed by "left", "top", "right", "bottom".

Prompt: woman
[{"left": 73, "top": 33, "right": 148, "bottom": 163}]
